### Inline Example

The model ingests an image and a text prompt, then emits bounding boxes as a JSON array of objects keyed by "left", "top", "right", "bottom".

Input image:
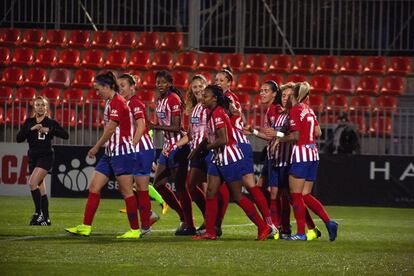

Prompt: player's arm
[
  {"left": 132, "top": 118, "right": 146, "bottom": 146},
  {"left": 16, "top": 119, "right": 32, "bottom": 142},
  {"left": 149, "top": 114, "right": 182, "bottom": 132},
  {"left": 244, "top": 125, "right": 273, "bottom": 141},
  {"left": 207, "top": 127, "right": 228, "bottom": 150},
  {"left": 49, "top": 120, "right": 69, "bottom": 139},
  {"left": 88, "top": 120, "right": 117, "bottom": 157},
  {"left": 315, "top": 125, "right": 322, "bottom": 138}
]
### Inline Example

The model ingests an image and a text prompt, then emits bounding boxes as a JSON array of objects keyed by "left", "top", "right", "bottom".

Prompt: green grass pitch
[{"left": 0, "top": 196, "right": 413, "bottom": 275}]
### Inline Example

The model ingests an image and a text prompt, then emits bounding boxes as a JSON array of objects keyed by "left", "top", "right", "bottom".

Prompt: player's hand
[
  {"left": 243, "top": 125, "right": 253, "bottom": 135},
  {"left": 132, "top": 137, "right": 139, "bottom": 147},
  {"left": 262, "top": 127, "right": 277, "bottom": 138},
  {"left": 163, "top": 144, "right": 177, "bottom": 157},
  {"left": 39, "top": 127, "right": 49, "bottom": 134},
  {"left": 88, "top": 146, "right": 99, "bottom": 158},
  {"left": 31, "top": 124, "right": 42, "bottom": 131}
]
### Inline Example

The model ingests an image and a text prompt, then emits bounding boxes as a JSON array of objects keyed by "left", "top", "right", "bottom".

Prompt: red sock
[
  {"left": 205, "top": 196, "right": 218, "bottom": 236},
  {"left": 124, "top": 195, "right": 139, "bottom": 230},
  {"left": 270, "top": 199, "right": 280, "bottom": 227},
  {"left": 156, "top": 185, "right": 185, "bottom": 221},
  {"left": 177, "top": 189, "right": 195, "bottom": 228},
  {"left": 303, "top": 194, "right": 330, "bottom": 223},
  {"left": 83, "top": 192, "right": 100, "bottom": 225},
  {"left": 248, "top": 186, "right": 273, "bottom": 226},
  {"left": 280, "top": 193, "right": 291, "bottom": 232},
  {"left": 237, "top": 196, "right": 268, "bottom": 232},
  {"left": 217, "top": 184, "right": 229, "bottom": 227},
  {"left": 191, "top": 186, "right": 206, "bottom": 217},
  {"left": 290, "top": 193, "right": 306, "bottom": 235},
  {"left": 137, "top": 191, "right": 151, "bottom": 228},
  {"left": 305, "top": 208, "right": 315, "bottom": 229}
]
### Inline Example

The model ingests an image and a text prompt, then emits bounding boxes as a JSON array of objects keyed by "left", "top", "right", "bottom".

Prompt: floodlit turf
[{"left": 0, "top": 196, "right": 413, "bottom": 275}]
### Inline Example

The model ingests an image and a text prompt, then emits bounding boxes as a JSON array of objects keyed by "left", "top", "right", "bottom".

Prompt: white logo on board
[{"left": 57, "top": 156, "right": 96, "bottom": 192}]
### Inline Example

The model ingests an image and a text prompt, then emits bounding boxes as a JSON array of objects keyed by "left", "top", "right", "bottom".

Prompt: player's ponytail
[
  {"left": 293, "top": 81, "right": 311, "bottom": 103},
  {"left": 118, "top": 73, "right": 138, "bottom": 86},
  {"left": 95, "top": 71, "right": 119, "bottom": 92}
]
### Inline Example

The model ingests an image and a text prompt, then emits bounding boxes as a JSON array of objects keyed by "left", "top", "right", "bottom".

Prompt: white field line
[{"left": 1, "top": 219, "right": 343, "bottom": 241}]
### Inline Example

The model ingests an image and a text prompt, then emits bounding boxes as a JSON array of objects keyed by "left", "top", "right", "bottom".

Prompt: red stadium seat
[
  {"left": 310, "top": 75, "right": 331, "bottom": 95},
  {"left": 72, "top": 69, "right": 95, "bottom": 89},
  {"left": 369, "top": 116, "right": 392, "bottom": 136},
  {"left": 136, "top": 32, "right": 160, "bottom": 49},
  {"left": 235, "top": 93, "right": 251, "bottom": 109},
  {"left": 175, "top": 51, "right": 198, "bottom": 71},
  {"left": 172, "top": 71, "right": 190, "bottom": 90},
  {"left": 79, "top": 108, "right": 104, "bottom": 128},
  {"left": 21, "top": 29, "right": 44, "bottom": 47},
  {"left": 11, "top": 47, "right": 34, "bottom": 66},
  {"left": 58, "top": 48, "right": 81, "bottom": 68},
  {"left": 160, "top": 32, "right": 183, "bottom": 50},
  {"left": 340, "top": 56, "right": 363, "bottom": 75},
  {"left": 85, "top": 89, "right": 105, "bottom": 108},
  {"left": 348, "top": 115, "right": 367, "bottom": 135},
  {"left": 82, "top": 49, "right": 104, "bottom": 69},
  {"left": 193, "top": 71, "right": 213, "bottom": 84},
  {"left": 136, "top": 90, "right": 155, "bottom": 108},
  {"left": 363, "top": 56, "right": 386, "bottom": 75},
  {"left": 356, "top": 76, "right": 380, "bottom": 96},
  {"left": 268, "top": 55, "right": 292, "bottom": 73},
  {"left": 24, "top": 67, "right": 48, "bottom": 87},
  {"left": 332, "top": 75, "right": 355, "bottom": 95},
  {"left": 63, "top": 88, "right": 84, "bottom": 105},
  {"left": 141, "top": 71, "right": 157, "bottom": 89},
  {"left": 0, "top": 47, "right": 10, "bottom": 66},
  {"left": 316, "top": 56, "right": 339, "bottom": 74},
  {"left": 15, "top": 87, "right": 37, "bottom": 104},
  {"left": 104, "top": 50, "right": 127, "bottom": 69},
  {"left": 326, "top": 95, "right": 348, "bottom": 114},
  {"left": 68, "top": 30, "right": 90, "bottom": 48},
  {"left": 151, "top": 51, "right": 174, "bottom": 70},
  {"left": 309, "top": 95, "right": 324, "bottom": 114},
  {"left": 222, "top": 53, "right": 244, "bottom": 72},
  {"left": 91, "top": 31, "right": 113, "bottom": 49},
  {"left": 34, "top": 48, "right": 58, "bottom": 67},
  {"left": 292, "top": 55, "right": 315, "bottom": 74},
  {"left": 39, "top": 87, "right": 61, "bottom": 105},
  {"left": 0, "top": 28, "right": 21, "bottom": 46},
  {"left": 0, "top": 106, "right": 4, "bottom": 125},
  {"left": 349, "top": 95, "right": 372, "bottom": 114},
  {"left": 45, "top": 30, "right": 67, "bottom": 47},
  {"left": 47, "top": 68, "right": 71, "bottom": 88},
  {"left": 56, "top": 108, "right": 77, "bottom": 127},
  {"left": 374, "top": 95, "right": 397, "bottom": 115},
  {"left": 6, "top": 107, "right": 27, "bottom": 126},
  {"left": 128, "top": 50, "right": 151, "bottom": 70},
  {"left": 286, "top": 74, "right": 306, "bottom": 83},
  {"left": 114, "top": 31, "right": 137, "bottom": 49},
  {"left": 318, "top": 113, "right": 338, "bottom": 125},
  {"left": 380, "top": 76, "right": 404, "bottom": 96},
  {"left": 245, "top": 54, "right": 268, "bottom": 72},
  {"left": 387, "top": 57, "right": 412, "bottom": 76},
  {"left": 198, "top": 52, "right": 222, "bottom": 71},
  {"left": 0, "top": 86, "right": 13, "bottom": 105},
  {"left": 261, "top": 73, "right": 284, "bottom": 86},
  {"left": 0, "top": 67, "right": 24, "bottom": 86},
  {"left": 237, "top": 72, "right": 260, "bottom": 94}
]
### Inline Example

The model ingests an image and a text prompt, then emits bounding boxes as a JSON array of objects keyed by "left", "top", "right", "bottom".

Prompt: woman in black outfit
[{"left": 16, "top": 96, "right": 69, "bottom": 225}]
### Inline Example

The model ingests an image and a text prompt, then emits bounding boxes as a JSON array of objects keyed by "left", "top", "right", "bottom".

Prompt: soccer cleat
[
  {"left": 65, "top": 224, "right": 92, "bottom": 237},
  {"left": 175, "top": 227, "right": 197, "bottom": 236},
  {"left": 196, "top": 223, "right": 206, "bottom": 235},
  {"left": 37, "top": 216, "right": 51, "bottom": 226},
  {"left": 268, "top": 225, "right": 280, "bottom": 240},
  {"left": 216, "top": 226, "right": 223, "bottom": 237},
  {"left": 192, "top": 233, "right": 217, "bottom": 240},
  {"left": 119, "top": 208, "right": 127, "bottom": 213},
  {"left": 29, "top": 213, "right": 42, "bottom": 225},
  {"left": 150, "top": 211, "right": 160, "bottom": 226},
  {"left": 161, "top": 202, "right": 169, "bottom": 215},
  {"left": 140, "top": 227, "right": 152, "bottom": 236},
  {"left": 286, "top": 233, "right": 307, "bottom": 241},
  {"left": 306, "top": 227, "right": 322, "bottom": 241},
  {"left": 256, "top": 227, "right": 272, "bottom": 241},
  {"left": 326, "top": 220, "right": 339, "bottom": 241},
  {"left": 116, "top": 229, "right": 142, "bottom": 239}
]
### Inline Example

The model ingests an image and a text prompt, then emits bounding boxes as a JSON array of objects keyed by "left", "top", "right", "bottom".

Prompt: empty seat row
[{"left": 0, "top": 29, "right": 183, "bottom": 50}]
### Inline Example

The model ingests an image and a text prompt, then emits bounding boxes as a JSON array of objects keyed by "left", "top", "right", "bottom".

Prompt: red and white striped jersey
[
  {"left": 207, "top": 106, "right": 244, "bottom": 166},
  {"left": 289, "top": 103, "right": 320, "bottom": 163},
  {"left": 189, "top": 103, "right": 208, "bottom": 151},
  {"left": 224, "top": 90, "right": 250, "bottom": 144},
  {"left": 103, "top": 93, "right": 135, "bottom": 157},
  {"left": 155, "top": 91, "right": 185, "bottom": 151},
  {"left": 127, "top": 95, "right": 154, "bottom": 152}
]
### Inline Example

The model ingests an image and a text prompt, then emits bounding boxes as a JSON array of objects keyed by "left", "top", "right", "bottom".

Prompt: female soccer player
[
  {"left": 215, "top": 69, "right": 275, "bottom": 232},
  {"left": 192, "top": 84, "right": 272, "bottom": 240},
  {"left": 65, "top": 71, "right": 141, "bottom": 239},
  {"left": 16, "top": 96, "right": 69, "bottom": 226},
  {"left": 164, "top": 75, "right": 209, "bottom": 225},
  {"left": 117, "top": 73, "right": 159, "bottom": 235},
  {"left": 150, "top": 70, "right": 195, "bottom": 235},
  {"left": 275, "top": 82, "right": 338, "bottom": 241}
]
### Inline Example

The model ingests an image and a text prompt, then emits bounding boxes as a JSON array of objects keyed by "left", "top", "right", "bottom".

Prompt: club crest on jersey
[{"left": 157, "top": 111, "right": 166, "bottom": 119}]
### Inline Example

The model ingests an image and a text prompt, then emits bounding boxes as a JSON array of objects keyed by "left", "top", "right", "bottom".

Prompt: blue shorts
[
  {"left": 158, "top": 145, "right": 190, "bottom": 169},
  {"left": 134, "top": 149, "right": 155, "bottom": 177},
  {"left": 289, "top": 161, "right": 319, "bottom": 182},
  {"left": 268, "top": 160, "right": 290, "bottom": 188},
  {"left": 96, "top": 153, "right": 136, "bottom": 177},
  {"left": 190, "top": 151, "right": 212, "bottom": 172},
  {"left": 208, "top": 160, "right": 245, "bottom": 184},
  {"left": 239, "top": 143, "right": 254, "bottom": 175}
]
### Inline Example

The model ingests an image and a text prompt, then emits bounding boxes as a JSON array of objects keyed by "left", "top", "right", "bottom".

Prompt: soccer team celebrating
[{"left": 18, "top": 67, "right": 339, "bottom": 241}]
